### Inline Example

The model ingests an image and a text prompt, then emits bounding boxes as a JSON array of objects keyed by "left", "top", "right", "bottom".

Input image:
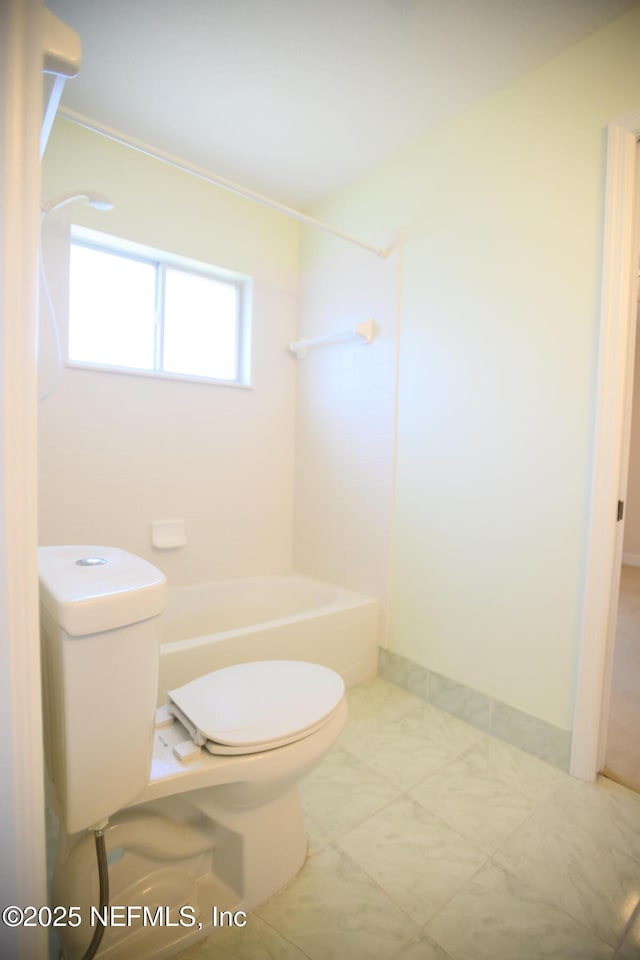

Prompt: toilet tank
[{"left": 38, "top": 546, "right": 167, "bottom": 834}]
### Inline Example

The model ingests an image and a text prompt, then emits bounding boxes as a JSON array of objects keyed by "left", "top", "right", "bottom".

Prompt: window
[{"left": 68, "top": 227, "right": 251, "bottom": 386}]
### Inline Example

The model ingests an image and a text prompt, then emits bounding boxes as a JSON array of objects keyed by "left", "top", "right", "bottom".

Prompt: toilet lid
[{"left": 166, "top": 660, "right": 345, "bottom": 752}]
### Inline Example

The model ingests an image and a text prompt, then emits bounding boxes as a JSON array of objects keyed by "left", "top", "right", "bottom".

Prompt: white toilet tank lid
[
  {"left": 38, "top": 545, "right": 166, "bottom": 636},
  {"left": 167, "top": 660, "right": 345, "bottom": 749}
]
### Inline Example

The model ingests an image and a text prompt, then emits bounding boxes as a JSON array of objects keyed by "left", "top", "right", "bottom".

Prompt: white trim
[
  {"left": 71, "top": 223, "right": 249, "bottom": 283},
  {"left": 571, "top": 109, "right": 640, "bottom": 781},
  {"left": 65, "top": 359, "right": 254, "bottom": 390},
  {"left": 0, "top": 1, "right": 48, "bottom": 957}
]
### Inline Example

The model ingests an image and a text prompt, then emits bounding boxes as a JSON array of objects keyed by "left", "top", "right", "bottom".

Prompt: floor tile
[
  {"left": 458, "top": 732, "right": 566, "bottom": 801},
  {"left": 159, "top": 677, "right": 640, "bottom": 960},
  {"left": 408, "top": 743, "right": 540, "bottom": 854},
  {"left": 343, "top": 700, "right": 482, "bottom": 790},
  {"left": 391, "top": 933, "right": 455, "bottom": 960},
  {"left": 300, "top": 746, "right": 402, "bottom": 841},
  {"left": 303, "top": 811, "right": 334, "bottom": 856},
  {"left": 337, "top": 795, "right": 487, "bottom": 925},
  {"left": 341, "top": 677, "right": 423, "bottom": 744},
  {"left": 618, "top": 895, "right": 640, "bottom": 959},
  {"left": 494, "top": 777, "right": 640, "bottom": 947},
  {"left": 424, "top": 860, "right": 613, "bottom": 959},
  {"left": 174, "top": 914, "right": 309, "bottom": 959},
  {"left": 255, "top": 844, "right": 418, "bottom": 960},
  {"left": 548, "top": 775, "right": 640, "bottom": 865}
]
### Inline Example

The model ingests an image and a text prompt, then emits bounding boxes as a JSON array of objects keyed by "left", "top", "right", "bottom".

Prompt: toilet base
[{"left": 53, "top": 785, "right": 308, "bottom": 960}]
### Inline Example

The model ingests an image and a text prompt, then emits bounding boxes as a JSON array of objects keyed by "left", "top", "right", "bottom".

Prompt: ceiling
[{"left": 46, "top": 0, "right": 639, "bottom": 209}]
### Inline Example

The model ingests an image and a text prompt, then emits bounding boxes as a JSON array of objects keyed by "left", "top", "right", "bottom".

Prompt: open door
[
  {"left": 572, "top": 119, "right": 640, "bottom": 781},
  {"left": 602, "top": 295, "right": 640, "bottom": 791}
]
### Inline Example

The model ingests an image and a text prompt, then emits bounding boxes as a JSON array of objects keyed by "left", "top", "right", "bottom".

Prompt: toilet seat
[{"left": 166, "top": 660, "right": 345, "bottom": 756}]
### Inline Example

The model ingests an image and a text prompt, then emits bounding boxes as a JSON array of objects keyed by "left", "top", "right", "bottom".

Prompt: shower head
[{"left": 41, "top": 190, "right": 114, "bottom": 215}]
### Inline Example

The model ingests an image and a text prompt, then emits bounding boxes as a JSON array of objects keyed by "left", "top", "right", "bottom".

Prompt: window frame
[{"left": 68, "top": 225, "right": 252, "bottom": 388}]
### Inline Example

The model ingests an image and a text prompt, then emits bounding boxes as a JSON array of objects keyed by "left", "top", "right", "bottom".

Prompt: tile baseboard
[{"left": 378, "top": 647, "right": 571, "bottom": 772}]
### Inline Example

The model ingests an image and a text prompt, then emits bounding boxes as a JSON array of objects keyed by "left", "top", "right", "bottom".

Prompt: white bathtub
[{"left": 157, "top": 574, "right": 380, "bottom": 702}]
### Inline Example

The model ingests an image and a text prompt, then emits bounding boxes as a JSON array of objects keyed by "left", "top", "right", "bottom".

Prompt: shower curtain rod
[{"left": 58, "top": 108, "right": 390, "bottom": 259}]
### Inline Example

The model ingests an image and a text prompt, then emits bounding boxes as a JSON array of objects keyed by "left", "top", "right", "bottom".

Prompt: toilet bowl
[{"left": 38, "top": 546, "right": 347, "bottom": 960}]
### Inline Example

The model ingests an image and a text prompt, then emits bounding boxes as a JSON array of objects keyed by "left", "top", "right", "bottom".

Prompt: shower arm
[{"left": 41, "top": 191, "right": 114, "bottom": 216}]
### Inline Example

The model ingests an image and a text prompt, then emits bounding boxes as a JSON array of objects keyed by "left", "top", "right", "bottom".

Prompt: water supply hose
[{"left": 66, "top": 827, "right": 109, "bottom": 960}]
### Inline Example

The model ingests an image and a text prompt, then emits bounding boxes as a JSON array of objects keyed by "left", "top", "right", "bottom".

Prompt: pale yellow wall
[
  {"left": 302, "top": 7, "right": 640, "bottom": 729},
  {"left": 39, "top": 120, "right": 300, "bottom": 587}
]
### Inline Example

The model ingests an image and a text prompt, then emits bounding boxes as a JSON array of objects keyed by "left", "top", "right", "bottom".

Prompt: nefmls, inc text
[{"left": 90, "top": 905, "right": 198, "bottom": 927}]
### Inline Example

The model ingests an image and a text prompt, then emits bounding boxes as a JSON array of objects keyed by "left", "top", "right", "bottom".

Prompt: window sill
[{"left": 65, "top": 360, "right": 253, "bottom": 390}]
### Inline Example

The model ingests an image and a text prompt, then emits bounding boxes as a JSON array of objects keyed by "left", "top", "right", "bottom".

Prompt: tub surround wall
[
  {"left": 300, "top": 8, "right": 640, "bottom": 734},
  {"left": 294, "top": 237, "right": 399, "bottom": 609},
  {"left": 39, "top": 120, "right": 299, "bottom": 586}
]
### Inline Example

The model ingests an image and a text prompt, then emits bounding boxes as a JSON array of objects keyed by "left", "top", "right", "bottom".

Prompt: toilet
[{"left": 38, "top": 546, "right": 347, "bottom": 960}]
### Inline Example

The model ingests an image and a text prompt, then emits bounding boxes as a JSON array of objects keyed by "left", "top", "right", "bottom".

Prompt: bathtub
[{"left": 156, "top": 573, "right": 380, "bottom": 702}]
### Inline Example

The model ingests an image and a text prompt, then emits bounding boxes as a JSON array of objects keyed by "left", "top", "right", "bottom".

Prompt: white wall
[
  {"left": 294, "top": 237, "right": 399, "bottom": 608},
  {"left": 301, "top": 6, "right": 640, "bottom": 731},
  {"left": 39, "top": 120, "right": 300, "bottom": 587}
]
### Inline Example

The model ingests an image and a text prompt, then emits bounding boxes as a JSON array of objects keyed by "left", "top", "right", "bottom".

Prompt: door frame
[
  {"left": 0, "top": 1, "right": 48, "bottom": 958},
  {"left": 571, "top": 108, "right": 640, "bottom": 781}
]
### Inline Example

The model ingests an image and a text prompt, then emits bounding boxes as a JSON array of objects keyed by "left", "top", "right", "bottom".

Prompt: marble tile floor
[{"left": 176, "top": 677, "right": 640, "bottom": 960}]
